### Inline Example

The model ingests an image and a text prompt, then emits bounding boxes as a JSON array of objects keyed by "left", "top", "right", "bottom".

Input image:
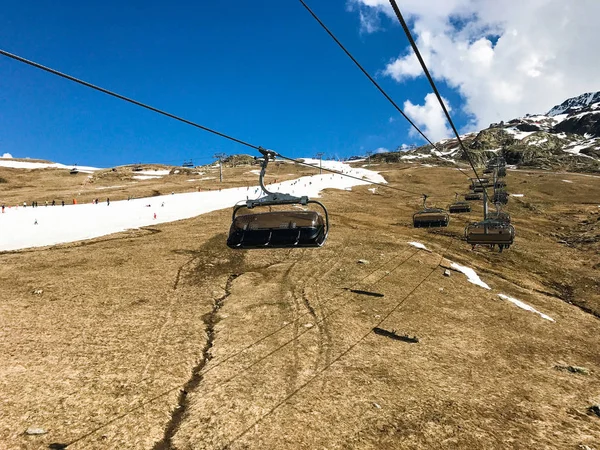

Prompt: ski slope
[
  {"left": 0, "top": 161, "right": 385, "bottom": 251},
  {"left": 0, "top": 159, "right": 101, "bottom": 173}
]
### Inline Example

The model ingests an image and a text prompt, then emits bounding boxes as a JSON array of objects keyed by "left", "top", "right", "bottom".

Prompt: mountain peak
[{"left": 547, "top": 91, "right": 600, "bottom": 116}]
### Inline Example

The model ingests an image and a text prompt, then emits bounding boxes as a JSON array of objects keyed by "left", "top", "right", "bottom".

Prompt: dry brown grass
[{"left": 0, "top": 162, "right": 599, "bottom": 449}]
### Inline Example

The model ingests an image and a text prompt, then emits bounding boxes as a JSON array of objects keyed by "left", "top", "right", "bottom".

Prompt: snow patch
[
  {"left": 505, "top": 128, "right": 535, "bottom": 140},
  {"left": 408, "top": 241, "right": 431, "bottom": 252},
  {"left": 450, "top": 262, "right": 490, "bottom": 290},
  {"left": 136, "top": 170, "right": 170, "bottom": 176},
  {"left": 133, "top": 175, "right": 162, "bottom": 180},
  {"left": 498, "top": 294, "right": 555, "bottom": 322},
  {"left": 0, "top": 160, "right": 385, "bottom": 251},
  {"left": 0, "top": 160, "right": 101, "bottom": 171},
  {"left": 95, "top": 185, "right": 127, "bottom": 190},
  {"left": 562, "top": 180, "right": 573, "bottom": 183},
  {"left": 511, "top": 194, "right": 524, "bottom": 197}
]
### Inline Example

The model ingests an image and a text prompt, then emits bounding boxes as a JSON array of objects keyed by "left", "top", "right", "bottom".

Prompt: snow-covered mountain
[
  {"left": 385, "top": 91, "right": 600, "bottom": 172},
  {"left": 547, "top": 91, "right": 600, "bottom": 116}
]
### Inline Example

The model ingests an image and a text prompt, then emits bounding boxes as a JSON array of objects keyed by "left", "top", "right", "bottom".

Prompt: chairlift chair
[
  {"left": 465, "top": 219, "right": 515, "bottom": 252},
  {"left": 132, "top": 164, "right": 143, "bottom": 172},
  {"left": 487, "top": 204, "right": 511, "bottom": 224},
  {"left": 470, "top": 177, "right": 491, "bottom": 188},
  {"left": 464, "top": 192, "right": 483, "bottom": 201},
  {"left": 493, "top": 189, "right": 509, "bottom": 205},
  {"left": 413, "top": 195, "right": 449, "bottom": 228},
  {"left": 227, "top": 148, "right": 329, "bottom": 249},
  {"left": 182, "top": 159, "right": 194, "bottom": 168},
  {"left": 449, "top": 193, "right": 471, "bottom": 213},
  {"left": 69, "top": 166, "right": 79, "bottom": 175}
]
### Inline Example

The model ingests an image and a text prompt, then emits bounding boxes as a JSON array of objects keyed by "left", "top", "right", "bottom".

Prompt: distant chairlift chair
[
  {"left": 493, "top": 189, "right": 509, "bottom": 205},
  {"left": 227, "top": 148, "right": 329, "bottom": 249},
  {"left": 464, "top": 192, "right": 483, "bottom": 201},
  {"left": 487, "top": 203, "right": 511, "bottom": 224},
  {"left": 413, "top": 195, "right": 450, "bottom": 228},
  {"left": 449, "top": 193, "right": 471, "bottom": 213}
]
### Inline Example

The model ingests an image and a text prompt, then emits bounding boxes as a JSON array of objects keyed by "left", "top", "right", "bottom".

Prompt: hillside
[
  {"left": 378, "top": 92, "right": 600, "bottom": 173},
  {"left": 0, "top": 159, "right": 599, "bottom": 449}
]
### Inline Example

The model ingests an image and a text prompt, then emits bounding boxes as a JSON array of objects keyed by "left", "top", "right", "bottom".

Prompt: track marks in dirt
[{"left": 153, "top": 273, "right": 240, "bottom": 450}]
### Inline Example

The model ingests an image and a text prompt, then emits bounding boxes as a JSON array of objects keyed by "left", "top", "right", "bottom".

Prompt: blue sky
[{"left": 0, "top": 0, "right": 473, "bottom": 167}]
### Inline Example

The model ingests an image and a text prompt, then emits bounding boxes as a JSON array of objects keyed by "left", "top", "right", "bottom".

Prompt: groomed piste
[{"left": 0, "top": 160, "right": 385, "bottom": 252}]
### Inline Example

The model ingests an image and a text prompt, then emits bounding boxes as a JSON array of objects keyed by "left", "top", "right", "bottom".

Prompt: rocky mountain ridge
[{"left": 377, "top": 92, "right": 600, "bottom": 173}]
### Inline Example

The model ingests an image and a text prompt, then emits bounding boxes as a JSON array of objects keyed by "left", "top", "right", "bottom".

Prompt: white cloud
[
  {"left": 403, "top": 93, "right": 452, "bottom": 141},
  {"left": 1, "top": 153, "right": 13, "bottom": 159},
  {"left": 374, "top": 147, "right": 389, "bottom": 153},
  {"left": 349, "top": 0, "right": 600, "bottom": 130}
]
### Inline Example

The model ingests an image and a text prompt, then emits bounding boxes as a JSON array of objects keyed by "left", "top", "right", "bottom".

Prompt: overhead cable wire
[
  {"left": 225, "top": 238, "right": 454, "bottom": 447},
  {"left": 274, "top": 152, "right": 422, "bottom": 196},
  {"left": 0, "top": 48, "right": 426, "bottom": 200},
  {"left": 56, "top": 245, "right": 420, "bottom": 447},
  {"left": 297, "top": 0, "right": 437, "bottom": 149},
  {"left": 385, "top": 0, "right": 491, "bottom": 202},
  {"left": 0, "top": 49, "right": 260, "bottom": 151},
  {"left": 297, "top": 1, "right": 469, "bottom": 202}
]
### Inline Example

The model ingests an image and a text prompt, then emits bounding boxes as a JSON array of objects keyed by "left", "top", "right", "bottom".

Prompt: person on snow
[{"left": 107, "top": 198, "right": 110, "bottom": 206}]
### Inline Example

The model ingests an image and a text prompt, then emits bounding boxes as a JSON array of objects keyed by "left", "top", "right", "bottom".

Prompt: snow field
[
  {"left": 0, "top": 159, "right": 101, "bottom": 172},
  {"left": 0, "top": 160, "right": 385, "bottom": 251}
]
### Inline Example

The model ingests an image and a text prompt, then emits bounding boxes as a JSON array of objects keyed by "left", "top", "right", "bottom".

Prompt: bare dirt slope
[{"left": 0, "top": 163, "right": 599, "bottom": 449}]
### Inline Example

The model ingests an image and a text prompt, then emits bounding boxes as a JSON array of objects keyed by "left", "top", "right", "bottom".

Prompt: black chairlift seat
[
  {"left": 413, "top": 195, "right": 449, "bottom": 228},
  {"left": 483, "top": 168, "right": 493, "bottom": 174},
  {"left": 465, "top": 219, "right": 515, "bottom": 249},
  {"left": 227, "top": 209, "right": 327, "bottom": 249},
  {"left": 449, "top": 202, "right": 471, "bottom": 213},
  {"left": 487, "top": 210, "right": 511, "bottom": 223},
  {"left": 413, "top": 209, "right": 449, "bottom": 227},
  {"left": 132, "top": 165, "right": 143, "bottom": 172},
  {"left": 465, "top": 192, "right": 483, "bottom": 201},
  {"left": 493, "top": 190, "right": 509, "bottom": 204},
  {"left": 470, "top": 178, "right": 491, "bottom": 193},
  {"left": 227, "top": 147, "right": 329, "bottom": 249},
  {"left": 69, "top": 167, "right": 79, "bottom": 175},
  {"left": 182, "top": 160, "right": 194, "bottom": 168},
  {"left": 449, "top": 193, "right": 471, "bottom": 213}
]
